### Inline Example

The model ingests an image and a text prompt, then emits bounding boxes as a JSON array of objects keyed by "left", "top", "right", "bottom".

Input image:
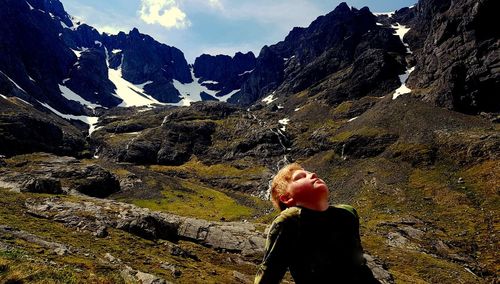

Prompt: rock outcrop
[
  {"left": 0, "top": 153, "right": 120, "bottom": 197},
  {"left": 0, "top": 96, "right": 88, "bottom": 157},
  {"left": 404, "top": 0, "right": 500, "bottom": 114},
  {"left": 229, "top": 3, "right": 406, "bottom": 106},
  {"left": 25, "top": 197, "right": 266, "bottom": 257},
  {"left": 193, "top": 52, "right": 256, "bottom": 98},
  {"left": 24, "top": 196, "right": 393, "bottom": 283}
]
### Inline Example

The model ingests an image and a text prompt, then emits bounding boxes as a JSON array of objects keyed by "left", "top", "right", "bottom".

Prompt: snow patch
[
  {"left": 374, "top": 11, "right": 395, "bottom": 18},
  {"left": 217, "top": 89, "right": 240, "bottom": 102},
  {"left": 238, "top": 69, "right": 254, "bottom": 76},
  {"left": 201, "top": 80, "right": 218, "bottom": 84},
  {"left": 262, "top": 93, "right": 277, "bottom": 105},
  {"left": 111, "top": 49, "right": 122, "bottom": 54},
  {"left": 391, "top": 22, "right": 415, "bottom": 100},
  {"left": 278, "top": 118, "right": 290, "bottom": 132},
  {"left": 294, "top": 107, "right": 301, "bottom": 112},
  {"left": 108, "top": 67, "right": 160, "bottom": 107},
  {"left": 376, "top": 22, "right": 383, "bottom": 26},
  {"left": 71, "top": 48, "right": 88, "bottom": 58},
  {"left": 172, "top": 68, "right": 219, "bottom": 106},
  {"left": 39, "top": 101, "right": 99, "bottom": 136},
  {"left": 104, "top": 47, "right": 162, "bottom": 107},
  {"left": 26, "top": 1, "right": 34, "bottom": 10},
  {"left": 59, "top": 84, "right": 103, "bottom": 109},
  {"left": 94, "top": 40, "right": 102, "bottom": 47},
  {"left": 392, "top": 66, "right": 415, "bottom": 100},
  {"left": 348, "top": 116, "right": 359, "bottom": 122},
  {"left": 134, "top": 81, "right": 153, "bottom": 89},
  {"left": 278, "top": 118, "right": 289, "bottom": 125},
  {"left": 0, "top": 71, "right": 27, "bottom": 93},
  {"left": 60, "top": 21, "right": 69, "bottom": 29},
  {"left": 391, "top": 23, "right": 412, "bottom": 54}
]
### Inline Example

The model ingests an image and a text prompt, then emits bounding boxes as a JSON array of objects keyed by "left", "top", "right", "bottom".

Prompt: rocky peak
[
  {"left": 405, "top": 0, "right": 499, "bottom": 114},
  {"left": 230, "top": 2, "right": 403, "bottom": 106},
  {"left": 27, "top": 0, "right": 73, "bottom": 27},
  {"left": 192, "top": 52, "right": 256, "bottom": 100}
]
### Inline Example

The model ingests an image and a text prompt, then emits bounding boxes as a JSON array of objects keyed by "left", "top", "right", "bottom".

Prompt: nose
[{"left": 309, "top": 172, "right": 317, "bottom": 179}]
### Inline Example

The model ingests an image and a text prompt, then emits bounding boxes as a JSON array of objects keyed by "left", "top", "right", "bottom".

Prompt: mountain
[
  {"left": 228, "top": 3, "right": 407, "bottom": 106},
  {"left": 0, "top": 0, "right": 499, "bottom": 283},
  {"left": 193, "top": 52, "right": 256, "bottom": 100},
  {"left": 402, "top": 0, "right": 500, "bottom": 114},
  {"left": 0, "top": 0, "right": 195, "bottom": 119}
]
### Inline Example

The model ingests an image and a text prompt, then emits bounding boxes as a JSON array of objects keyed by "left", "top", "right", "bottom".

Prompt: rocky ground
[
  {"left": 0, "top": 95, "right": 498, "bottom": 283},
  {"left": 0, "top": 0, "right": 498, "bottom": 282}
]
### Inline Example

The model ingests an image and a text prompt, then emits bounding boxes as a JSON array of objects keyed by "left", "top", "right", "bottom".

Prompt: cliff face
[
  {"left": 0, "top": 1, "right": 499, "bottom": 283},
  {"left": 192, "top": 52, "right": 256, "bottom": 99},
  {"left": 0, "top": 0, "right": 193, "bottom": 116},
  {"left": 229, "top": 3, "right": 407, "bottom": 106},
  {"left": 404, "top": 0, "right": 499, "bottom": 114}
]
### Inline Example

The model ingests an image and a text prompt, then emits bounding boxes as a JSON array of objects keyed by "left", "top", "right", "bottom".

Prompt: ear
[{"left": 279, "top": 193, "right": 295, "bottom": 207}]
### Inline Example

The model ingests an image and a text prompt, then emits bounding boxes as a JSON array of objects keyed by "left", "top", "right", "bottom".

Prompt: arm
[
  {"left": 343, "top": 205, "right": 381, "bottom": 284},
  {"left": 254, "top": 220, "right": 290, "bottom": 284}
]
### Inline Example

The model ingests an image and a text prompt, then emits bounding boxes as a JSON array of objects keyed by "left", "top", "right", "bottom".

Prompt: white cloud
[
  {"left": 95, "top": 24, "right": 129, "bottom": 35},
  {"left": 198, "top": 43, "right": 256, "bottom": 58},
  {"left": 207, "top": 0, "right": 223, "bottom": 10},
  {"left": 139, "top": 0, "right": 191, "bottom": 29}
]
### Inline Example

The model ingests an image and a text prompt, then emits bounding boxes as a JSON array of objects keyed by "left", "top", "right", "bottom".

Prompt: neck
[{"left": 300, "top": 201, "right": 329, "bottom": 212}]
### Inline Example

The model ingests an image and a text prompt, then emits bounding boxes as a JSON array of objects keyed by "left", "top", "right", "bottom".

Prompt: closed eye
[{"left": 292, "top": 171, "right": 306, "bottom": 181}]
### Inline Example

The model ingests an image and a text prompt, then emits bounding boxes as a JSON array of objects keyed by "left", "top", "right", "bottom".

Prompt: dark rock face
[
  {"left": 0, "top": 0, "right": 80, "bottom": 114},
  {"left": 0, "top": 153, "right": 120, "bottom": 198},
  {"left": 56, "top": 164, "right": 120, "bottom": 198},
  {"left": 335, "top": 134, "right": 399, "bottom": 159},
  {"left": 0, "top": 0, "right": 192, "bottom": 117},
  {"left": 102, "top": 28, "right": 191, "bottom": 103},
  {"left": 65, "top": 48, "right": 122, "bottom": 108},
  {"left": 194, "top": 52, "right": 255, "bottom": 83},
  {"left": 118, "top": 120, "right": 217, "bottom": 166},
  {"left": 0, "top": 96, "right": 87, "bottom": 158},
  {"left": 310, "top": 48, "right": 403, "bottom": 104},
  {"left": 96, "top": 102, "right": 239, "bottom": 165},
  {"left": 20, "top": 176, "right": 63, "bottom": 194},
  {"left": 156, "top": 121, "right": 216, "bottom": 165},
  {"left": 193, "top": 52, "right": 256, "bottom": 99},
  {"left": 405, "top": 0, "right": 500, "bottom": 114},
  {"left": 230, "top": 2, "right": 406, "bottom": 106},
  {"left": 116, "top": 215, "right": 180, "bottom": 241},
  {"left": 230, "top": 47, "right": 285, "bottom": 105}
]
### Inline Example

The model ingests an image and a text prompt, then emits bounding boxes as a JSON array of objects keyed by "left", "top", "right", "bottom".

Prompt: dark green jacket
[{"left": 255, "top": 205, "right": 379, "bottom": 284}]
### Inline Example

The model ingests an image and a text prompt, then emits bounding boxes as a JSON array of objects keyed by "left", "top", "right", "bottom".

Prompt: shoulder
[
  {"left": 274, "top": 206, "right": 302, "bottom": 224},
  {"left": 270, "top": 207, "right": 301, "bottom": 230},
  {"left": 331, "top": 204, "right": 359, "bottom": 219},
  {"left": 266, "top": 207, "right": 301, "bottom": 238}
]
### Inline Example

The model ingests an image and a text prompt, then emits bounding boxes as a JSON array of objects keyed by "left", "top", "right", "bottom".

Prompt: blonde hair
[{"left": 270, "top": 163, "right": 303, "bottom": 211}]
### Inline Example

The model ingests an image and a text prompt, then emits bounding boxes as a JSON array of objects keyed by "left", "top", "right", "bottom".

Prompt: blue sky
[{"left": 62, "top": 0, "right": 416, "bottom": 63}]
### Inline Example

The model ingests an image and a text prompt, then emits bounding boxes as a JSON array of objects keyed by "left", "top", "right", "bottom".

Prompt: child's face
[{"left": 280, "top": 168, "right": 329, "bottom": 210}]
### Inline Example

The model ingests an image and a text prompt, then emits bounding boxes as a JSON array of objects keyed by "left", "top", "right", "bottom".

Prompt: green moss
[
  {"left": 333, "top": 101, "right": 352, "bottom": 115},
  {"left": 150, "top": 159, "right": 266, "bottom": 178},
  {"left": 330, "top": 127, "right": 386, "bottom": 142},
  {"left": 131, "top": 180, "right": 254, "bottom": 221},
  {"left": 295, "top": 90, "right": 309, "bottom": 98},
  {"left": 0, "top": 188, "right": 262, "bottom": 283},
  {"left": 104, "top": 132, "right": 140, "bottom": 147}
]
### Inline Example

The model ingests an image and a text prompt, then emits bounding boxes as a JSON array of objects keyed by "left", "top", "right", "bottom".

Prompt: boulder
[
  {"left": 406, "top": 0, "right": 500, "bottom": 114},
  {"left": 69, "top": 165, "right": 120, "bottom": 198},
  {"left": 20, "top": 176, "right": 63, "bottom": 194}
]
